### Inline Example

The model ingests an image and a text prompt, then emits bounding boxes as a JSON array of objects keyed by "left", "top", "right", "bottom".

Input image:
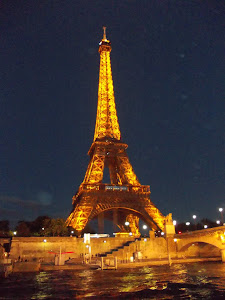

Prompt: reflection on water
[{"left": 1, "top": 262, "right": 225, "bottom": 299}]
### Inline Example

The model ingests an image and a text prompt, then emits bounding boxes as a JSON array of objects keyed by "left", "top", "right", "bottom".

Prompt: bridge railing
[{"left": 174, "top": 225, "right": 225, "bottom": 238}]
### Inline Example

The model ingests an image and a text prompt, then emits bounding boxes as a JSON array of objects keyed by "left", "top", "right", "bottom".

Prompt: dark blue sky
[{"left": 1, "top": 1, "right": 225, "bottom": 228}]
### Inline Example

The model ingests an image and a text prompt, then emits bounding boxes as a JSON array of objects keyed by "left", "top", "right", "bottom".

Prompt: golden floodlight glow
[
  {"left": 66, "top": 28, "right": 166, "bottom": 234},
  {"left": 94, "top": 39, "right": 121, "bottom": 141}
]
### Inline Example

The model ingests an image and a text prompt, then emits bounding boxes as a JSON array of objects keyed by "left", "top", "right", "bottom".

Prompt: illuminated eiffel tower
[{"left": 66, "top": 28, "right": 165, "bottom": 236}]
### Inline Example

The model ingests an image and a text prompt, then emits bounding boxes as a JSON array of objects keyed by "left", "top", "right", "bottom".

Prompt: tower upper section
[{"left": 93, "top": 27, "right": 121, "bottom": 142}]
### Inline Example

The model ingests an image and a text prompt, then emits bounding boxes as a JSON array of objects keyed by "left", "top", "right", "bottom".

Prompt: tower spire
[
  {"left": 103, "top": 26, "right": 107, "bottom": 41},
  {"left": 94, "top": 28, "right": 121, "bottom": 141}
]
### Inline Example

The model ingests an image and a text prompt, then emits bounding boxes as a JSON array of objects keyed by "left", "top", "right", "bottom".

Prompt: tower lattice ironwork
[{"left": 66, "top": 28, "right": 165, "bottom": 235}]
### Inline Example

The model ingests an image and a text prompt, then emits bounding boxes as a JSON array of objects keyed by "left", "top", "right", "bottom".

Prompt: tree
[
  {"left": 0, "top": 220, "right": 10, "bottom": 237},
  {"left": 200, "top": 218, "right": 217, "bottom": 228},
  {"left": 43, "top": 218, "right": 69, "bottom": 236},
  {"left": 16, "top": 221, "right": 31, "bottom": 237},
  {"left": 30, "top": 216, "right": 51, "bottom": 236}
]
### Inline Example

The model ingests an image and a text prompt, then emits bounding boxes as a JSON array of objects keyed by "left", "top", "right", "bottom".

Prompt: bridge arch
[
  {"left": 178, "top": 241, "right": 221, "bottom": 253},
  {"left": 177, "top": 236, "right": 223, "bottom": 252}
]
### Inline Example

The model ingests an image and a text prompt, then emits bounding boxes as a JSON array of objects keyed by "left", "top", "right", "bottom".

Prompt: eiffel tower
[{"left": 66, "top": 28, "right": 165, "bottom": 236}]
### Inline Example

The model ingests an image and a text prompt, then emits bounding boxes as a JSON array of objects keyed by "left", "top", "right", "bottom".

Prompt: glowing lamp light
[
  {"left": 193, "top": 215, "right": 197, "bottom": 220},
  {"left": 174, "top": 238, "right": 177, "bottom": 242},
  {"left": 103, "top": 240, "right": 106, "bottom": 243},
  {"left": 186, "top": 222, "right": 190, "bottom": 226},
  {"left": 204, "top": 225, "right": 208, "bottom": 228},
  {"left": 129, "top": 232, "right": 132, "bottom": 236},
  {"left": 42, "top": 227, "right": 44, "bottom": 230},
  {"left": 71, "top": 231, "right": 74, "bottom": 234},
  {"left": 219, "top": 208, "right": 223, "bottom": 212},
  {"left": 216, "top": 220, "right": 221, "bottom": 224},
  {"left": 144, "top": 238, "right": 147, "bottom": 242},
  {"left": 43, "top": 239, "right": 47, "bottom": 243},
  {"left": 13, "top": 231, "right": 17, "bottom": 235},
  {"left": 125, "top": 221, "right": 130, "bottom": 226},
  {"left": 161, "top": 232, "right": 164, "bottom": 236},
  {"left": 178, "top": 231, "right": 182, "bottom": 234},
  {"left": 173, "top": 220, "right": 177, "bottom": 226},
  {"left": 143, "top": 225, "right": 147, "bottom": 230}
]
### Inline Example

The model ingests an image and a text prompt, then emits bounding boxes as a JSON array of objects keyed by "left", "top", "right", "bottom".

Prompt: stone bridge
[{"left": 173, "top": 226, "right": 225, "bottom": 261}]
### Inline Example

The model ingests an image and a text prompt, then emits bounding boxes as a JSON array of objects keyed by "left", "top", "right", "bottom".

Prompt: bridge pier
[{"left": 221, "top": 249, "right": 225, "bottom": 262}]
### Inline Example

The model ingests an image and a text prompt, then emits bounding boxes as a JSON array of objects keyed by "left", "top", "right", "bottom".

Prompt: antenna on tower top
[{"left": 103, "top": 26, "right": 107, "bottom": 40}]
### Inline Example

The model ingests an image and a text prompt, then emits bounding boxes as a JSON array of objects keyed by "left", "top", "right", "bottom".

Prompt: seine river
[{"left": 1, "top": 262, "right": 225, "bottom": 299}]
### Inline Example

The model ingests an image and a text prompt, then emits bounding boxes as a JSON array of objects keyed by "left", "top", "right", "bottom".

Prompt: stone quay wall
[
  {"left": 10, "top": 236, "right": 135, "bottom": 262},
  {"left": 9, "top": 235, "right": 221, "bottom": 263}
]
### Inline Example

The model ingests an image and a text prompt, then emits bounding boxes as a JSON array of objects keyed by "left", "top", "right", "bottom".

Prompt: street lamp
[
  {"left": 186, "top": 222, "right": 190, "bottom": 226},
  {"left": 204, "top": 225, "right": 208, "bottom": 229},
  {"left": 125, "top": 221, "right": 129, "bottom": 226},
  {"left": 173, "top": 220, "right": 177, "bottom": 226},
  {"left": 143, "top": 225, "right": 147, "bottom": 230},
  {"left": 216, "top": 220, "right": 221, "bottom": 225},
  {"left": 43, "top": 239, "right": 47, "bottom": 256},
  {"left": 193, "top": 215, "right": 197, "bottom": 230},
  {"left": 219, "top": 208, "right": 224, "bottom": 224}
]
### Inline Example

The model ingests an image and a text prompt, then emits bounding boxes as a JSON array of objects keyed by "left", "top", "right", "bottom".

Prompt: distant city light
[
  {"left": 13, "top": 231, "right": 17, "bottom": 235},
  {"left": 143, "top": 225, "right": 147, "bottom": 230},
  {"left": 204, "top": 225, "right": 208, "bottom": 228},
  {"left": 71, "top": 231, "right": 74, "bottom": 234},
  {"left": 216, "top": 220, "right": 221, "bottom": 224},
  {"left": 173, "top": 220, "right": 177, "bottom": 226},
  {"left": 42, "top": 227, "right": 44, "bottom": 230},
  {"left": 161, "top": 232, "right": 164, "bottom": 236},
  {"left": 43, "top": 239, "right": 47, "bottom": 243},
  {"left": 192, "top": 215, "right": 197, "bottom": 219},
  {"left": 186, "top": 222, "right": 190, "bottom": 226},
  {"left": 125, "top": 221, "right": 129, "bottom": 226},
  {"left": 219, "top": 208, "right": 223, "bottom": 212},
  {"left": 174, "top": 238, "right": 177, "bottom": 242}
]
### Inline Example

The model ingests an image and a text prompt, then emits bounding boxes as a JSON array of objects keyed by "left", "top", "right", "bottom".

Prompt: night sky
[{"left": 1, "top": 1, "right": 225, "bottom": 229}]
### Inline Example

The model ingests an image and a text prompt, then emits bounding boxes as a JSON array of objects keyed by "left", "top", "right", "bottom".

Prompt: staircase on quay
[{"left": 100, "top": 237, "right": 142, "bottom": 260}]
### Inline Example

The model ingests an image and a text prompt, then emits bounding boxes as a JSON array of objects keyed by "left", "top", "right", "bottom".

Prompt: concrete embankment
[
  {"left": 13, "top": 262, "right": 41, "bottom": 272},
  {"left": 41, "top": 257, "right": 222, "bottom": 271},
  {"left": 2, "top": 256, "right": 221, "bottom": 274},
  {"left": 117, "top": 257, "right": 221, "bottom": 269},
  {"left": 40, "top": 264, "right": 92, "bottom": 271},
  {"left": 0, "top": 264, "right": 13, "bottom": 277}
]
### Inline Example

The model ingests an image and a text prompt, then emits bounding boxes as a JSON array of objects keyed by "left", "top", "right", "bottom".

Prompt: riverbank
[
  {"left": 117, "top": 256, "right": 221, "bottom": 269},
  {"left": 4, "top": 256, "right": 221, "bottom": 274}
]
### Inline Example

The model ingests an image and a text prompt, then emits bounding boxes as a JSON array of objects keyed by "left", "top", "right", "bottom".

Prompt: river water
[{"left": 1, "top": 262, "right": 225, "bottom": 299}]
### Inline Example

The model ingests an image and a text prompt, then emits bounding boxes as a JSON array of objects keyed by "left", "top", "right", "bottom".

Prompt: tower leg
[
  {"left": 113, "top": 210, "right": 118, "bottom": 233},
  {"left": 98, "top": 213, "right": 104, "bottom": 234}
]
